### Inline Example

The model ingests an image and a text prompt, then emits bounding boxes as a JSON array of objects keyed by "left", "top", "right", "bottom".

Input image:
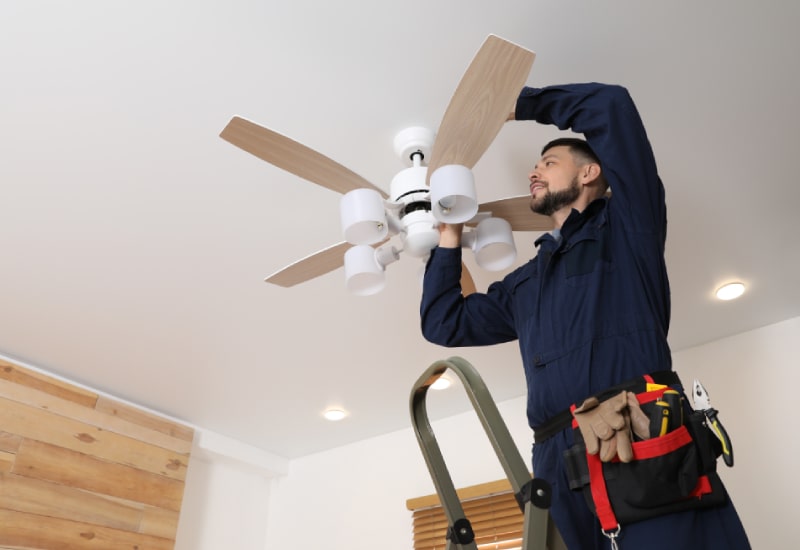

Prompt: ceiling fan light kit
[
  {"left": 430, "top": 164, "right": 479, "bottom": 224},
  {"left": 220, "top": 34, "right": 539, "bottom": 294},
  {"left": 464, "top": 217, "right": 517, "bottom": 271},
  {"left": 339, "top": 188, "right": 389, "bottom": 245},
  {"left": 344, "top": 244, "right": 400, "bottom": 296}
]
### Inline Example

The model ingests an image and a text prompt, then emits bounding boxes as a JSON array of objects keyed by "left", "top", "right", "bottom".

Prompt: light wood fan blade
[
  {"left": 221, "top": 116, "right": 387, "bottom": 198},
  {"left": 476, "top": 195, "right": 553, "bottom": 232},
  {"left": 426, "top": 35, "right": 535, "bottom": 185},
  {"left": 265, "top": 242, "right": 352, "bottom": 287},
  {"left": 460, "top": 263, "right": 477, "bottom": 296}
]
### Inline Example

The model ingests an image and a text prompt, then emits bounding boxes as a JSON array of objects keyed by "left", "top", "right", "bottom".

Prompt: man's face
[{"left": 528, "top": 145, "right": 581, "bottom": 216}]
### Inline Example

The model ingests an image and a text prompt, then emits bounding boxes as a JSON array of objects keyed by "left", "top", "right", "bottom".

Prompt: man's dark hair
[
  {"left": 541, "top": 137, "right": 601, "bottom": 167},
  {"left": 542, "top": 137, "right": 608, "bottom": 192}
]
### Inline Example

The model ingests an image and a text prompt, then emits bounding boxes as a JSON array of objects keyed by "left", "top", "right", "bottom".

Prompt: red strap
[
  {"left": 586, "top": 451, "right": 620, "bottom": 531},
  {"left": 690, "top": 475, "right": 713, "bottom": 498},
  {"left": 636, "top": 387, "right": 667, "bottom": 404},
  {"left": 627, "top": 425, "right": 692, "bottom": 460}
]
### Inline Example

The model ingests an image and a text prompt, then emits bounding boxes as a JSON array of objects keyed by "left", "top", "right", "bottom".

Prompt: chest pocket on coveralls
[
  {"left": 507, "top": 262, "right": 540, "bottom": 338},
  {"left": 563, "top": 232, "right": 612, "bottom": 287}
]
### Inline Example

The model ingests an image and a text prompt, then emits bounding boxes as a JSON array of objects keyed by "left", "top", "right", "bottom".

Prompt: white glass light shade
[
  {"left": 430, "top": 164, "right": 478, "bottom": 223},
  {"left": 344, "top": 245, "right": 386, "bottom": 295},
  {"left": 402, "top": 210, "right": 439, "bottom": 258},
  {"left": 340, "top": 188, "right": 388, "bottom": 245},
  {"left": 472, "top": 217, "right": 516, "bottom": 271}
]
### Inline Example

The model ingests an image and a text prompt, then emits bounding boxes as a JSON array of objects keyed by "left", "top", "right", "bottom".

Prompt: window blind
[{"left": 407, "top": 480, "right": 524, "bottom": 550}]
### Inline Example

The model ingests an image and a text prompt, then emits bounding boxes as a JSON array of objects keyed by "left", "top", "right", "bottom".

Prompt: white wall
[
  {"left": 672, "top": 316, "right": 799, "bottom": 549},
  {"left": 174, "top": 430, "right": 288, "bottom": 550},
  {"left": 178, "top": 316, "right": 798, "bottom": 550},
  {"left": 168, "top": 366, "right": 534, "bottom": 550},
  {"left": 263, "top": 396, "right": 534, "bottom": 550}
]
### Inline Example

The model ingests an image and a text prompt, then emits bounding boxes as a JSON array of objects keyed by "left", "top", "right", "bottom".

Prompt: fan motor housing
[
  {"left": 402, "top": 210, "right": 439, "bottom": 257},
  {"left": 390, "top": 165, "right": 428, "bottom": 203}
]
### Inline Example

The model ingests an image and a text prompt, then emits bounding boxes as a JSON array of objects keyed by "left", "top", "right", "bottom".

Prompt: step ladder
[{"left": 410, "top": 356, "right": 567, "bottom": 550}]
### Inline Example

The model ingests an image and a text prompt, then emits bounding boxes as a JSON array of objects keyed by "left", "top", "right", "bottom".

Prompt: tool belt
[
  {"left": 533, "top": 370, "right": 681, "bottom": 443},
  {"left": 560, "top": 372, "right": 727, "bottom": 532}
]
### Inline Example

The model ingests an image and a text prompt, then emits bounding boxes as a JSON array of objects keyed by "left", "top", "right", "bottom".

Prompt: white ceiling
[{"left": 1, "top": 1, "right": 798, "bottom": 459}]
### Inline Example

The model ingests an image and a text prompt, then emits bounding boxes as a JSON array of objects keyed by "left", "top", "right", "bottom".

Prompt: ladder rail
[{"left": 410, "top": 356, "right": 567, "bottom": 550}]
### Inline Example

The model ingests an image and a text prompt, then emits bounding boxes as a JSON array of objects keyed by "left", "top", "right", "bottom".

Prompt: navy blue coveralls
[{"left": 420, "top": 83, "right": 750, "bottom": 549}]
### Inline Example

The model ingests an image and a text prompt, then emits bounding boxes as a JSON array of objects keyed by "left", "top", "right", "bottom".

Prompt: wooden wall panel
[
  {"left": 0, "top": 509, "right": 175, "bottom": 550},
  {"left": 0, "top": 358, "right": 194, "bottom": 549},
  {"left": 0, "top": 472, "right": 142, "bottom": 531}
]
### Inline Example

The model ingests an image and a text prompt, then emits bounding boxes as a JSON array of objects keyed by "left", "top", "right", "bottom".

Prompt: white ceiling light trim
[
  {"left": 323, "top": 408, "right": 348, "bottom": 421},
  {"left": 715, "top": 282, "right": 746, "bottom": 301},
  {"left": 431, "top": 376, "right": 452, "bottom": 390}
]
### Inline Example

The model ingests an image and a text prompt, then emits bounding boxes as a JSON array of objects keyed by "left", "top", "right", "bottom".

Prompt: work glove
[
  {"left": 573, "top": 391, "right": 636, "bottom": 462},
  {"left": 627, "top": 391, "right": 651, "bottom": 441}
]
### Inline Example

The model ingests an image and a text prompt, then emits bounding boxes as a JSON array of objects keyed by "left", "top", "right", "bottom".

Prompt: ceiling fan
[{"left": 220, "top": 35, "right": 553, "bottom": 295}]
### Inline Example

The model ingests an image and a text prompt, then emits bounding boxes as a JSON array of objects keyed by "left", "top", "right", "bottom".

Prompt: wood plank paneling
[
  {"left": 140, "top": 506, "right": 182, "bottom": 539},
  {"left": 0, "top": 379, "right": 192, "bottom": 455},
  {"left": 0, "top": 395, "right": 188, "bottom": 481},
  {"left": 0, "top": 359, "right": 97, "bottom": 407},
  {"left": 0, "top": 472, "right": 143, "bottom": 531},
  {"left": 0, "top": 431, "right": 21, "bottom": 454},
  {"left": 0, "top": 452, "right": 13, "bottom": 474},
  {"left": 0, "top": 508, "right": 174, "bottom": 550},
  {"left": 0, "top": 359, "right": 193, "bottom": 549},
  {"left": 13, "top": 439, "right": 185, "bottom": 512},
  {"left": 96, "top": 396, "right": 195, "bottom": 443}
]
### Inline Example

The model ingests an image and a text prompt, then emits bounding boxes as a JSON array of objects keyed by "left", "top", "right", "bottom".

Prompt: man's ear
[{"left": 580, "top": 163, "right": 602, "bottom": 186}]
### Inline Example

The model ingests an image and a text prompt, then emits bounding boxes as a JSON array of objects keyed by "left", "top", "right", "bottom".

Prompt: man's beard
[{"left": 530, "top": 177, "right": 581, "bottom": 216}]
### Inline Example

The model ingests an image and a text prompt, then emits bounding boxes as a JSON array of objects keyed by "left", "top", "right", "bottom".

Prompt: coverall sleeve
[
  {"left": 420, "top": 246, "right": 518, "bottom": 347},
  {"left": 515, "top": 83, "right": 666, "bottom": 239}
]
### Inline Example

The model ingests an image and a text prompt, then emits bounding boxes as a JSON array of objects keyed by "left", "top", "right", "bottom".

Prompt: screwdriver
[
  {"left": 650, "top": 400, "right": 671, "bottom": 437},
  {"left": 661, "top": 389, "right": 683, "bottom": 427},
  {"left": 649, "top": 389, "right": 682, "bottom": 437}
]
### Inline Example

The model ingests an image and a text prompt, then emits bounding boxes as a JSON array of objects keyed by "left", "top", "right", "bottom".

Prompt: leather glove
[
  {"left": 573, "top": 391, "right": 635, "bottom": 462},
  {"left": 627, "top": 391, "right": 651, "bottom": 441}
]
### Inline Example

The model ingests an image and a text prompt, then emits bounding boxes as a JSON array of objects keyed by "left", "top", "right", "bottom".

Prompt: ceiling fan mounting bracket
[{"left": 393, "top": 127, "right": 435, "bottom": 166}]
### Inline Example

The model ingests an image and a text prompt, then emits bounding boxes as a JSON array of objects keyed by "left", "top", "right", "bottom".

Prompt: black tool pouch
[{"left": 563, "top": 391, "right": 727, "bottom": 532}]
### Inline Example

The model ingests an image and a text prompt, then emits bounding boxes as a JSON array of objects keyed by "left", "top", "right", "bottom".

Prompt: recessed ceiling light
[
  {"left": 323, "top": 408, "right": 348, "bottom": 421},
  {"left": 431, "top": 376, "right": 452, "bottom": 390},
  {"left": 715, "top": 282, "right": 745, "bottom": 301}
]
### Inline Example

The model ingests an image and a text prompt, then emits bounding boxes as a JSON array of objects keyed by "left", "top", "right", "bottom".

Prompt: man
[{"left": 420, "top": 83, "right": 750, "bottom": 549}]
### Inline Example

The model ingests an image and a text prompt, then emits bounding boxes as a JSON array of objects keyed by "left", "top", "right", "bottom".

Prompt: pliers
[{"left": 692, "top": 379, "right": 734, "bottom": 467}]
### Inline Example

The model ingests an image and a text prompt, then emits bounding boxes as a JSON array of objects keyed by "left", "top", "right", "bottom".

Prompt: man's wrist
[
  {"left": 438, "top": 235, "right": 461, "bottom": 248},
  {"left": 438, "top": 223, "right": 463, "bottom": 248}
]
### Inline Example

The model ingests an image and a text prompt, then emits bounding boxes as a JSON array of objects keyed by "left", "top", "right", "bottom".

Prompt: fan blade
[
  {"left": 461, "top": 263, "right": 477, "bottom": 296},
  {"left": 426, "top": 35, "right": 535, "bottom": 184},
  {"left": 265, "top": 242, "right": 352, "bottom": 287},
  {"left": 221, "top": 116, "right": 387, "bottom": 198},
  {"left": 476, "top": 195, "right": 553, "bottom": 232}
]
